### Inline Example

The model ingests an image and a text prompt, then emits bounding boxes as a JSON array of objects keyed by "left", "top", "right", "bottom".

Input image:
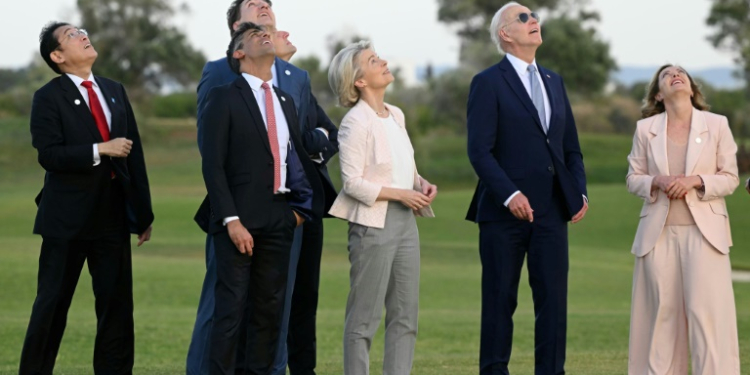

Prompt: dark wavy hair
[
  {"left": 641, "top": 64, "right": 710, "bottom": 119},
  {"left": 39, "top": 21, "right": 69, "bottom": 74},
  {"left": 226, "top": 22, "right": 264, "bottom": 75},
  {"left": 226, "top": 0, "right": 272, "bottom": 36}
]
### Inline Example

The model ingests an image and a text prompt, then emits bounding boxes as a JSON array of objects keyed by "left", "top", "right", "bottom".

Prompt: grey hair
[
  {"left": 328, "top": 40, "right": 373, "bottom": 108},
  {"left": 489, "top": 1, "right": 521, "bottom": 54}
]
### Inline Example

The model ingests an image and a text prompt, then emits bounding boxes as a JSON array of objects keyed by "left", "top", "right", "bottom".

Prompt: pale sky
[{"left": 0, "top": 0, "right": 736, "bottom": 71}]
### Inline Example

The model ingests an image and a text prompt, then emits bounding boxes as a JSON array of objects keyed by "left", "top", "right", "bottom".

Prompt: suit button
[
  {"left": 268, "top": 161, "right": 273, "bottom": 166},
  {"left": 546, "top": 139, "right": 550, "bottom": 144},
  {"left": 547, "top": 166, "right": 553, "bottom": 172}
]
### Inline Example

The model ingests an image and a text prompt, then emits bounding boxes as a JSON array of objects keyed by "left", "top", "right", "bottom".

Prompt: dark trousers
[
  {"left": 210, "top": 201, "right": 297, "bottom": 375},
  {"left": 478, "top": 189, "right": 569, "bottom": 375},
  {"left": 19, "top": 232, "right": 133, "bottom": 375},
  {"left": 287, "top": 219, "right": 324, "bottom": 375}
]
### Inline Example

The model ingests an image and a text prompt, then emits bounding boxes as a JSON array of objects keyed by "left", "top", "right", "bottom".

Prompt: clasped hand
[{"left": 653, "top": 175, "right": 701, "bottom": 199}]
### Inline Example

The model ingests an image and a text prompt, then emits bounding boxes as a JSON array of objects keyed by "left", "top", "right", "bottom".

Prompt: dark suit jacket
[
  {"left": 30, "top": 74, "right": 154, "bottom": 239},
  {"left": 196, "top": 76, "right": 324, "bottom": 234},
  {"left": 466, "top": 56, "right": 587, "bottom": 222},
  {"left": 196, "top": 57, "right": 338, "bottom": 213}
]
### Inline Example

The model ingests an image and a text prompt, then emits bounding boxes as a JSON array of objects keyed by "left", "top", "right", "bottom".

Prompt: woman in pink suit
[{"left": 626, "top": 64, "right": 741, "bottom": 374}]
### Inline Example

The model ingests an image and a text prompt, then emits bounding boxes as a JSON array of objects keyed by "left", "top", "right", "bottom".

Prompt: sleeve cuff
[
  {"left": 503, "top": 191, "right": 521, "bottom": 207},
  {"left": 311, "top": 153, "right": 324, "bottom": 164},
  {"left": 223, "top": 216, "right": 239, "bottom": 226},
  {"left": 93, "top": 144, "right": 101, "bottom": 166},
  {"left": 315, "top": 127, "right": 329, "bottom": 139},
  {"left": 583, "top": 194, "right": 588, "bottom": 204}
]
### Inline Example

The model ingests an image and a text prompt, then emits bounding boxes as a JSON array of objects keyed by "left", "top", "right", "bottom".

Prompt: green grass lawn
[{"left": 0, "top": 119, "right": 748, "bottom": 374}]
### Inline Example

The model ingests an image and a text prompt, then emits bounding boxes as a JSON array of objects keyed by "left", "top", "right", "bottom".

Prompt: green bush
[{"left": 150, "top": 92, "right": 198, "bottom": 118}]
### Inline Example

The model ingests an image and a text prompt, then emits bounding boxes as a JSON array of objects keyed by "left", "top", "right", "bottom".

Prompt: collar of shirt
[
  {"left": 66, "top": 72, "right": 97, "bottom": 88},
  {"left": 242, "top": 72, "right": 273, "bottom": 94},
  {"left": 505, "top": 53, "right": 538, "bottom": 79}
]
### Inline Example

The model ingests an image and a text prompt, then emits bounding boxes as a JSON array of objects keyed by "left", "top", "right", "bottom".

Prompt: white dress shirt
[
  {"left": 501, "top": 54, "right": 587, "bottom": 208},
  {"left": 223, "top": 72, "right": 292, "bottom": 225},
  {"left": 380, "top": 114, "right": 415, "bottom": 190},
  {"left": 505, "top": 53, "right": 551, "bottom": 126},
  {"left": 67, "top": 73, "right": 112, "bottom": 166}
]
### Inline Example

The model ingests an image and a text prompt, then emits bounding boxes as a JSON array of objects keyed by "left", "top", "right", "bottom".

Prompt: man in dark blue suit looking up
[
  {"left": 187, "top": 1, "right": 338, "bottom": 375},
  {"left": 466, "top": 2, "right": 588, "bottom": 374},
  {"left": 199, "top": 22, "right": 323, "bottom": 374}
]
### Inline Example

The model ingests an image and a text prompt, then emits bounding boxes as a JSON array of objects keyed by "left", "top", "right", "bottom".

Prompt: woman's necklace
[{"left": 375, "top": 107, "right": 389, "bottom": 116}]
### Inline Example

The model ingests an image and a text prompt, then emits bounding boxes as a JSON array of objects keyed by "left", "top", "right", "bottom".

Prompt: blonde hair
[
  {"left": 641, "top": 64, "right": 710, "bottom": 119},
  {"left": 328, "top": 40, "right": 372, "bottom": 108}
]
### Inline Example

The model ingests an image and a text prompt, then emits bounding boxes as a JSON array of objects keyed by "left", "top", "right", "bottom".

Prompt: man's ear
[
  {"left": 232, "top": 49, "right": 245, "bottom": 60},
  {"left": 499, "top": 28, "right": 511, "bottom": 43},
  {"left": 50, "top": 50, "right": 65, "bottom": 65}
]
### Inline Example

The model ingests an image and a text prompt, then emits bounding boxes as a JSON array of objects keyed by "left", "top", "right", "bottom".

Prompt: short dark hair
[
  {"left": 39, "top": 21, "right": 69, "bottom": 74},
  {"left": 226, "top": 0, "right": 272, "bottom": 36},
  {"left": 226, "top": 22, "right": 264, "bottom": 75}
]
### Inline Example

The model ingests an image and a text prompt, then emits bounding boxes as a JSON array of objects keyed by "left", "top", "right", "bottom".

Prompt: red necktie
[
  {"left": 81, "top": 80, "right": 110, "bottom": 142},
  {"left": 261, "top": 82, "right": 281, "bottom": 193}
]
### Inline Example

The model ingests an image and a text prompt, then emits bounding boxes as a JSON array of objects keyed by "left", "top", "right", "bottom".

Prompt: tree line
[{"left": 0, "top": 0, "right": 747, "bottom": 144}]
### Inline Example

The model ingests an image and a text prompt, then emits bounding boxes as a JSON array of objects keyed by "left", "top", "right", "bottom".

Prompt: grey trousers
[{"left": 343, "top": 202, "right": 420, "bottom": 375}]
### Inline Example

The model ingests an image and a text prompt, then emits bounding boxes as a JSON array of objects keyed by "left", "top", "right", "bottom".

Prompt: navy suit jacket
[
  {"left": 31, "top": 74, "right": 154, "bottom": 239},
  {"left": 466, "top": 56, "right": 587, "bottom": 223},
  {"left": 196, "top": 77, "right": 323, "bottom": 234},
  {"left": 196, "top": 57, "right": 338, "bottom": 212}
]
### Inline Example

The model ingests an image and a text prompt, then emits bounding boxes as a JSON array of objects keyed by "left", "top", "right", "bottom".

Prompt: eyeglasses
[
  {"left": 61, "top": 29, "right": 88, "bottom": 41},
  {"left": 502, "top": 12, "right": 540, "bottom": 28}
]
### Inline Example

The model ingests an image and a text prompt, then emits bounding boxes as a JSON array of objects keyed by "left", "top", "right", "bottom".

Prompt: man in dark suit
[
  {"left": 20, "top": 21, "right": 154, "bottom": 375},
  {"left": 466, "top": 3, "right": 588, "bottom": 374},
  {"left": 187, "top": 1, "right": 338, "bottom": 374},
  {"left": 198, "top": 22, "right": 324, "bottom": 375}
]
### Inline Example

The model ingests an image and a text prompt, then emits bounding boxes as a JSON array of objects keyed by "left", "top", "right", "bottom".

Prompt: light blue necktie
[{"left": 528, "top": 64, "right": 547, "bottom": 133}]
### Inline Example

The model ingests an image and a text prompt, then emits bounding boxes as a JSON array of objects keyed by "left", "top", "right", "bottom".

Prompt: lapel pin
[
  {"left": 111, "top": 97, "right": 115, "bottom": 104},
  {"left": 74, "top": 99, "right": 81, "bottom": 105},
  {"left": 281, "top": 96, "right": 286, "bottom": 102},
  {"left": 285, "top": 70, "right": 291, "bottom": 76},
  {"left": 546, "top": 74, "right": 551, "bottom": 78},
  {"left": 696, "top": 137, "right": 702, "bottom": 144}
]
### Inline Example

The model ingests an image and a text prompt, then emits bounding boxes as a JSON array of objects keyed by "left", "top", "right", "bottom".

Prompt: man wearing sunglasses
[
  {"left": 19, "top": 22, "right": 154, "bottom": 375},
  {"left": 466, "top": 2, "right": 588, "bottom": 374}
]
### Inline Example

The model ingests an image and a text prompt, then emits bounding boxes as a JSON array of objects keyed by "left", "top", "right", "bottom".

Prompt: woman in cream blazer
[
  {"left": 626, "top": 64, "right": 740, "bottom": 374},
  {"left": 328, "top": 41, "right": 436, "bottom": 375}
]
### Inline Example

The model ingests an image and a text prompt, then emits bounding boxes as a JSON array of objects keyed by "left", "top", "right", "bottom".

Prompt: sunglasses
[{"left": 503, "top": 12, "right": 541, "bottom": 28}]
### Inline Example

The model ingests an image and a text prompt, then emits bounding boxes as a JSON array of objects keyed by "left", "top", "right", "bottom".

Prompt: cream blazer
[
  {"left": 328, "top": 100, "right": 434, "bottom": 228},
  {"left": 626, "top": 108, "right": 738, "bottom": 256}
]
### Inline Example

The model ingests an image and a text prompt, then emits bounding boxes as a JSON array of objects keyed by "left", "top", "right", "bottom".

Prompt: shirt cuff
[
  {"left": 223, "top": 216, "right": 239, "bottom": 226},
  {"left": 311, "top": 153, "right": 324, "bottom": 164},
  {"left": 583, "top": 194, "right": 588, "bottom": 204},
  {"left": 315, "top": 127, "right": 329, "bottom": 139},
  {"left": 93, "top": 144, "right": 101, "bottom": 166},
  {"left": 504, "top": 191, "right": 521, "bottom": 207}
]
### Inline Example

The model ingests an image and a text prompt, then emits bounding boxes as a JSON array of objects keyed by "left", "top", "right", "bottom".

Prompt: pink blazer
[
  {"left": 328, "top": 100, "right": 435, "bottom": 228},
  {"left": 626, "top": 108, "right": 739, "bottom": 256}
]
